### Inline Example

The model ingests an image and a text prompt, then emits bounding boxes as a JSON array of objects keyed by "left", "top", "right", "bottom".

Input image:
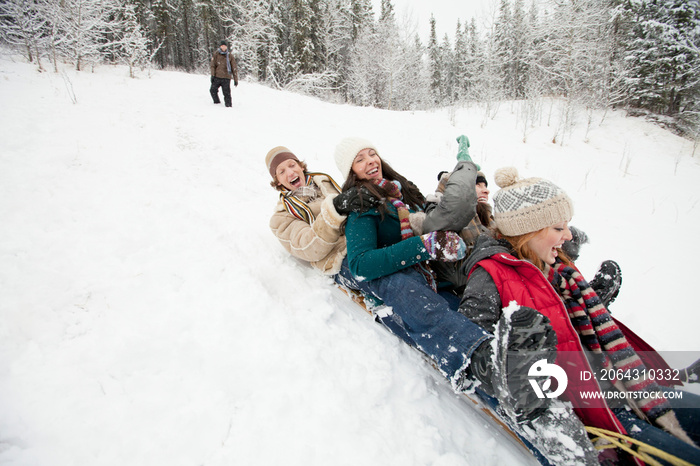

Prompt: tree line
[{"left": 2, "top": 0, "right": 699, "bottom": 138}]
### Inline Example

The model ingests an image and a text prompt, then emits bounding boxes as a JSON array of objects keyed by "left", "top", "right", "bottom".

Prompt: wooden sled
[{"left": 335, "top": 284, "right": 533, "bottom": 455}]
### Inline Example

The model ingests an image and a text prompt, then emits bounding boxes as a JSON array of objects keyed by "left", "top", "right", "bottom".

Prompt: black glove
[
  {"left": 679, "top": 358, "right": 700, "bottom": 383},
  {"left": 234, "top": 81, "right": 238, "bottom": 87},
  {"left": 211, "top": 76, "right": 215, "bottom": 83},
  {"left": 332, "top": 186, "right": 381, "bottom": 215},
  {"left": 561, "top": 225, "right": 589, "bottom": 261}
]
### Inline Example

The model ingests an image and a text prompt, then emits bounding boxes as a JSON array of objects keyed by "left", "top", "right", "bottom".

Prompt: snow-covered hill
[{"left": 1, "top": 54, "right": 698, "bottom": 465}]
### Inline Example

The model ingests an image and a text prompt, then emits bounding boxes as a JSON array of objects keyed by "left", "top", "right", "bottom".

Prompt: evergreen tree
[
  {"left": 290, "top": 0, "right": 321, "bottom": 74},
  {"left": 453, "top": 20, "right": 468, "bottom": 101},
  {"left": 619, "top": 0, "right": 700, "bottom": 118},
  {"left": 440, "top": 33, "right": 456, "bottom": 104},
  {"left": 510, "top": 0, "right": 528, "bottom": 98},
  {"left": 149, "top": 0, "right": 177, "bottom": 69},
  {"left": 350, "top": 0, "right": 374, "bottom": 41},
  {"left": 465, "top": 18, "right": 485, "bottom": 102},
  {"left": 428, "top": 15, "right": 441, "bottom": 104},
  {"left": 493, "top": 0, "right": 512, "bottom": 99}
]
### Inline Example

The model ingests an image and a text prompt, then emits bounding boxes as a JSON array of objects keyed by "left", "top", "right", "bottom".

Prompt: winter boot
[
  {"left": 468, "top": 307, "right": 558, "bottom": 423},
  {"left": 589, "top": 260, "right": 622, "bottom": 308}
]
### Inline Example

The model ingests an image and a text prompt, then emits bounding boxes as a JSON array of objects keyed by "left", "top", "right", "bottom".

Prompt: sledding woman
[
  {"left": 334, "top": 138, "right": 560, "bottom": 420},
  {"left": 458, "top": 167, "right": 700, "bottom": 464},
  {"left": 266, "top": 145, "right": 388, "bottom": 294}
]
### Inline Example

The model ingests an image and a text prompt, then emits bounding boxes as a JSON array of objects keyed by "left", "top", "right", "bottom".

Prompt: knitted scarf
[
  {"left": 218, "top": 48, "right": 232, "bottom": 74},
  {"left": 545, "top": 260, "right": 672, "bottom": 422},
  {"left": 373, "top": 179, "right": 437, "bottom": 291},
  {"left": 280, "top": 172, "right": 341, "bottom": 224}
]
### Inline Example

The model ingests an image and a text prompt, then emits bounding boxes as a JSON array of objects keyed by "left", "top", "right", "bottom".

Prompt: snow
[{"left": 1, "top": 52, "right": 699, "bottom": 465}]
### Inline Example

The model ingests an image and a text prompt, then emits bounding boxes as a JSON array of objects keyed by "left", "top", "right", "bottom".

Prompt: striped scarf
[
  {"left": 280, "top": 172, "right": 341, "bottom": 224},
  {"left": 373, "top": 179, "right": 413, "bottom": 239},
  {"left": 218, "top": 49, "right": 232, "bottom": 74},
  {"left": 373, "top": 179, "right": 437, "bottom": 291},
  {"left": 545, "top": 260, "right": 672, "bottom": 422}
]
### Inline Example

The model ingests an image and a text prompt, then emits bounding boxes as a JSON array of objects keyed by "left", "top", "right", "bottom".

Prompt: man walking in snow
[{"left": 210, "top": 40, "right": 238, "bottom": 107}]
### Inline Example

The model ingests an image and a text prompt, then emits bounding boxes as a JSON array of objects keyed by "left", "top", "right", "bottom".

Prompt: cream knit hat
[
  {"left": 334, "top": 137, "right": 378, "bottom": 179},
  {"left": 492, "top": 167, "right": 574, "bottom": 236}
]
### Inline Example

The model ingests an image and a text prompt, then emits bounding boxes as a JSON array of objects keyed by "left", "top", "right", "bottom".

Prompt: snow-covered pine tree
[
  {"left": 349, "top": 0, "right": 373, "bottom": 42},
  {"left": 440, "top": 33, "right": 456, "bottom": 104},
  {"left": 148, "top": 0, "right": 177, "bottom": 69},
  {"left": 264, "top": 0, "right": 288, "bottom": 86},
  {"left": 290, "top": 0, "right": 320, "bottom": 74},
  {"left": 453, "top": 20, "right": 468, "bottom": 102},
  {"left": 510, "top": 0, "right": 528, "bottom": 99},
  {"left": 617, "top": 0, "right": 700, "bottom": 124},
  {"left": 465, "top": 18, "right": 486, "bottom": 103},
  {"left": 428, "top": 15, "right": 442, "bottom": 104},
  {"left": 493, "top": 0, "right": 512, "bottom": 100},
  {"left": 396, "top": 34, "right": 430, "bottom": 110}
]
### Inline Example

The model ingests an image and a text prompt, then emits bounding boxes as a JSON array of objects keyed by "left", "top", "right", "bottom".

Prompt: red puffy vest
[{"left": 472, "top": 253, "right": 628, "bottom": 434}]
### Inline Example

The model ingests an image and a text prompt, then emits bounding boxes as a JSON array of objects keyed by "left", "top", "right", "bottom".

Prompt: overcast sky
[{"left": 372, "top": 0, "right": 500, "bottom": 43}]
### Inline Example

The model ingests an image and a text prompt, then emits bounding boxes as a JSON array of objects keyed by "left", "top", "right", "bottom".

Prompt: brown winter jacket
[
  {"left": 210, "top": 49, "right": 238, "bottom": 82},
  {"left": 269, "top": 174, "right": 347, "bottom": 275}
]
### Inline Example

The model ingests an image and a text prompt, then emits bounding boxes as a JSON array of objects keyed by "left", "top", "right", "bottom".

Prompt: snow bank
[{"left": 1, "top": 53, "right": 698, "bottom": 465}]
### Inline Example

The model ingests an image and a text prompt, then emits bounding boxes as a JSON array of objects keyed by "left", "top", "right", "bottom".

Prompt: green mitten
[{"left": 456, "top": 135, "right": 480, "bottom": 170}]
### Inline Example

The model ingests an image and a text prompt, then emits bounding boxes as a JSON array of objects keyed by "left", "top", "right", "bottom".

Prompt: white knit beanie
[
  {"left": 334, "top": 137, "right": 378, "bottom": 179},
  {"left": 492, "top": 167, "right": 574, "bottom": 236}
]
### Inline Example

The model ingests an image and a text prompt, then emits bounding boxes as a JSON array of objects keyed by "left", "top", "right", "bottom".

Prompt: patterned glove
[
  {"left": 420, "top": 231, "right": 466, "bottom": 262},
  {"left": 332, "top": 186, "right": 381, "bottom": 215}
]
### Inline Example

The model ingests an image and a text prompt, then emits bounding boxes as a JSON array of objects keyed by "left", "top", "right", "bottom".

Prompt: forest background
[{"left": 2, "top": 0, "right": 699, "bottom": 140}]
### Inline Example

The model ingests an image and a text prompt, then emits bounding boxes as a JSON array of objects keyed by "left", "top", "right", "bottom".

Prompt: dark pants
[
  {"left": 334, "top": 258, "right": 490, "bottom": 384},
  {"left": 210, "top": 77, "right": 231, "bottom": 106}
]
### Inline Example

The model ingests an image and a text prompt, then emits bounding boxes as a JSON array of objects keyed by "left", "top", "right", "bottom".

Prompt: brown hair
[
  {"left": 477, "top": 202, "right": 493, "bottom": 228},
  {"left": 499, "top": 229, "right": 571, "bottom": 272},
  {"left": 340, "top": 157, "right": 425, "bottom": 215},
  {"left": 270, "top": 160, "right": 309, "bottom": 191}
]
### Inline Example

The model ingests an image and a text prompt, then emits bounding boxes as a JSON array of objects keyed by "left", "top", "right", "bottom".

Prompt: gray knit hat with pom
[{"left": 492, "top": 167, "right": 573, "bottom": 236}]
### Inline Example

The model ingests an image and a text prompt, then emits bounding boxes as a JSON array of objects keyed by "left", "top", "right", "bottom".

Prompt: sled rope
[{"left": 585, "top": 426, "right": 693, "bottom": 466}]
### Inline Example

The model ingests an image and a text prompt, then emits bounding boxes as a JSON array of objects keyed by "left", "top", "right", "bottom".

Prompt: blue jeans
[
  {"left": 612, "top": 387, "right": 700, "bottom": 465},
  {"left": 335, "top": 259, "right": 491, "bottom": 384}
]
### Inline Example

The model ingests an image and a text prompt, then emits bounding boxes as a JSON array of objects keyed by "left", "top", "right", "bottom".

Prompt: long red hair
[{"left": 499, "top": 229, "right": 572, "bottom": 271}]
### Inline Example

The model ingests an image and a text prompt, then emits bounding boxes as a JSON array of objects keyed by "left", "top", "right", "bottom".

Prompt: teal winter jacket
[
  {"left": 344, "top": 203, "right": 430, "bottom": 281},
  {"left": 344, "top": 161, "right": 478, "bottom": 282}
]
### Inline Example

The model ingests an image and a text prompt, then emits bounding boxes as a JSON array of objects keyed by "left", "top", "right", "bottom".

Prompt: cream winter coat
[{"left": 269, "top": 174, "right": 346, "bottom": 275}]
